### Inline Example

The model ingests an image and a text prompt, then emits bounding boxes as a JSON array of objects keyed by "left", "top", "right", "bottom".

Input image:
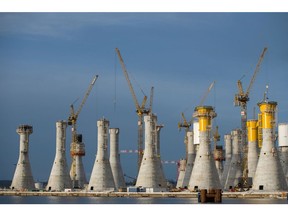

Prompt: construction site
[{"left": 1, "top": 47, "right": 288, "bottom": 200}]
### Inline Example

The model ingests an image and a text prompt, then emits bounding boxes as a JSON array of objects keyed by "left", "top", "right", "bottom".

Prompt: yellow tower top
[
  {"left": 257, "top": 101, "right": 277, "bottom": 129},
  {"left": 193, "top": 106, "right": 216, "bottom": 132},
  {"left": 247, "top": 119, "right": 258, "bottom": 142}
]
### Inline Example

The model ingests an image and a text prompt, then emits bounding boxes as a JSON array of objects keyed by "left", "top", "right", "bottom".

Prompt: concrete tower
[
  {"left": 188, "top": 106, "right": 221, "bottom": 191},
  {"left": 278, "top": 123, "right": 288, "bottom": 184},
  {"left": 155, "top": 122, "right": 167, "bottom": 188},
  {"left": 214, "top": 146, "right": 225, "bottom": 179},
  {"left": 176, "top": 159, "right": 186, "bottom": 188},
  {"left": 109, "top": 128, "right": 126, "bottom": 191},
  {"left": 88, "top": 118, "right": 115, "bottom": 191},
  {"left": 221, "top": 134, "right": 232, "bottom": 187},
  {"left": 252, "top": 101, "right": 288, "bottom": 191},
  {"left": 223, "top": 129, "right": 243, "bottom": 190},
  {"left": 136, "top": 114, "right": 167, "bottom": 191},
  {"left": 46, "top": 121, "right": 72, "bottom": 191},
  {"left": 69, "top": 134, "right": 87, "bottom": 189},
  {"left": 247, "top": 119, "right": 259, "bottom": 180},
  {"left": 11, "top": 125, "right": 35, "bottom": 190},
  {"left": 176, "top": 131, "right": 196, "bottom": 188}
]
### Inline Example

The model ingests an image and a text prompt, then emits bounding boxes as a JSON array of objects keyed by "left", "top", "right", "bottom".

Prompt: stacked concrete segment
[
  {"left": 188, "top": 106, "right": 221, "bottom": 191},
  {"left": 220, "top": 134, "right": 232, "bottom": 187},
  {"left": 70, "top": 134, "right": 87, "bottom": 189},
  {"left": 223, "top": 129, "right": 243, "bottom": 190},
  {"left": 214, "top": 146, "right": 224, "bottom": 179},
  {"left": 177, "top": 131, "right": 196, "bottom": 188},
  {"left": 176, "top": 159, "right": 186, "bottom": 188},
  {"left": 252, "top": 101, "right": 287, "bottom": 191},
  {"left": 279, "top": 147, "right": 288, "bottom": 184},
  {"left": 278, "top": 123, "right": 288, "bottom": 184},
  {"left": 155, "top": 121, "right": 167, "bottom": 187},
  {"left": 11, "top": 125, "right": 35, "bottom": 190},
  {"left": 88, "top": 118, "right": 115, "bottom": 191},
  {"left": 46, "top": 121, "right": 72, "bottom": 191},
  {"left": 109, "top": 128, "right": 126, "bottom": 190},
  {"left": 136, "top": 114, "right": 167, "bottom": 191}
]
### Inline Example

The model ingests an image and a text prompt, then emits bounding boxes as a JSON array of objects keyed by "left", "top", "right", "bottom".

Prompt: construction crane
[
  {"left": 115, "top": 48, "right": 149, "bottom": 171},
  {"left": 68, "top": 75, "right": 98, "bottom": 183},
  {"left": 234, "top": 47, "right": 268, "bottom": 189}
]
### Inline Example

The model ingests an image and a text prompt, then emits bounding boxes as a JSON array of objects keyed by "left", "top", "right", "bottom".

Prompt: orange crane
[
  {"left": 234, "top": 47, "right": 267, "bottom": 189},
  {"left": 68, "top": 75, "right": 98, "bottom": 182},
  {"left": 115, "top": 48, "right": 149, "bottom": 171}
]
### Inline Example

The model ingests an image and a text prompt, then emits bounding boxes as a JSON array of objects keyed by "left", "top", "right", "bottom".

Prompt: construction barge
[{"left": 0, "top": 191, "right": 287, "bottom": 200}]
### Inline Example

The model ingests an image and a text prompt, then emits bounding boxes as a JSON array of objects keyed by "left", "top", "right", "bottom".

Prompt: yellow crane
[
  {"left": 68, "top": 75, "right": 98, "bottom": 183},
  {"left": 234, "top": 47, "right": 267, "bottom": 189},
  {"left": 115, "top": 48, "right": 149, "bottom": 171}
]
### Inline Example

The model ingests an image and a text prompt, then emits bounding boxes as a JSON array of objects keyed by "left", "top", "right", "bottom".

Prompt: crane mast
[
  {"left": 115, "top": 48, "right": 149, "bottom": 172},
  {"left": 234, "top": 47, "right": 267, "bottom": 189}
]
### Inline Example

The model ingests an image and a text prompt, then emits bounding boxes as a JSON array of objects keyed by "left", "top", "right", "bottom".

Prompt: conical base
[
  {"left": 88, "top": 160, "right": 115, "bottom": 191},
  {"left": 46, "top": 157, "right": 72, "bottom": 191},
  {"left": 188, "top": 132, "right": 221, "bottom": 191},
  {"left": 136, "top": 154, "right": 167, "bottom": 191},
  {"left": 252, "top": 129, "right": 288, "bottom": 191},
  {"left": 11, "top": 155, "right": 35, "bottom": 190},
  {"left": 223, "top": 155, "right": 242, "bottom": 190}
]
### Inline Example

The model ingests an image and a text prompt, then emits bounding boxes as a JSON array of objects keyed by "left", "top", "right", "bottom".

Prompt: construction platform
[{"left": 0, "top": 191, "right": 287, "bottom": 199}]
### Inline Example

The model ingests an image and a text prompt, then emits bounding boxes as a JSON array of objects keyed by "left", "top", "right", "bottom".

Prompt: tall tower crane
[
  {"left": 234, "top": 47, "right": 267, "bottom": 188},
  {"left": 68, "top": 75, "right": 98, "bottom": 181},
  {"left": 115, "top": 48, "right": 149, "bottom": 171}
]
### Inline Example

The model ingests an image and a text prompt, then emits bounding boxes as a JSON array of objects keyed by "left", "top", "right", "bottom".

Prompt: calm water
[{"left": 0, "top": 196, "right": 287, "bottom": 204}]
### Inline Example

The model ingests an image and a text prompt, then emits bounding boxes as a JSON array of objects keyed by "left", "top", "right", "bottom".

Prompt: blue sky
[{"left": 0, "top": 13, "right": 288, "bottom": 182}]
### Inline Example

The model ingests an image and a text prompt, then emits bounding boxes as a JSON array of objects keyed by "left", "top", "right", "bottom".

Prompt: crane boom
[
  {"left": 116, "top": 48, "right": 146, "bottom": 114},
  {"left": 75, "top": 75, "right": 98, "bottom": 118},
  {"left": 68, "top": 75, "right": 98, "bottom": 133},
  {"left": 115, "top": 47, "right": 148, "bottom": 172},
  {"left": 245, "top": 47, "right": 268, "bottom": 96},
  {"left": 199, "top": 81, "right": 215, "bottom": 106}
]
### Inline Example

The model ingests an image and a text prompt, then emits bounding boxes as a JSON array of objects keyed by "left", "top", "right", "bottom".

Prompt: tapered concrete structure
[
  {"left": 279, "top": 146, "right": 288, "bottom": 185},
  {"left": 176, "top": 131, "right": 196, "bottom": 188},
  {"left": 109, "top": 128, "right": 126, "bottom": 191},
  {"left": 252, "top": 101, "right": 288, "bottom": 191},
  {"left": 155, "top": 122, "right": 167, "bottom": 187},
  {"left": 176, "top": 159, "right": 186, "bottom": 188},
  {"left": 70, "top": 134, "right": 87, "bottom": 189},
  {"left": 247, "top": 120, "right": 259, "bottom": 179},
  {"left": 11, "top": 125, "right": 35, "bottom": 190},
  {"left": 46, "top": 121, "right": 72, "bottom": 191},
  {"left": 221, "top": 134, "right": 232, "bottom": 187},
  {"left": 188, "top": 106, "right": 221, "bottom": 191},
  {"left": 88, "top": 118, "right": 115, "bottom": 191},
  {"left": 136, "top": 114, "right": 167, "bottom": 191},
  {"left": 223, "top": 129, "right": 243, "bottom": 190}
]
